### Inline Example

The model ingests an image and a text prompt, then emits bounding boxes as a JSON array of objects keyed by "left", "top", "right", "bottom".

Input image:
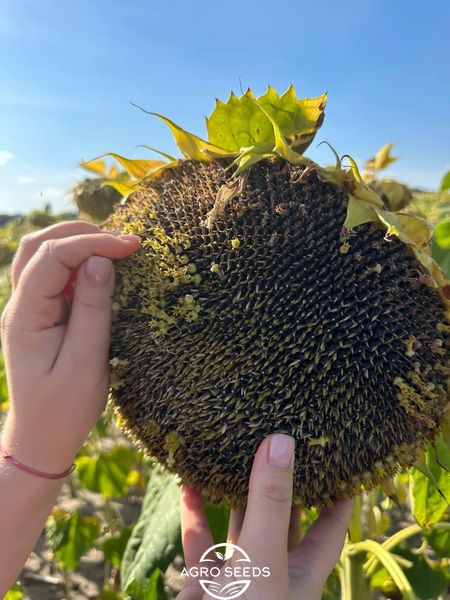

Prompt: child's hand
[{"left": 0, "top": 221, "right": 140, "bottom": 473}]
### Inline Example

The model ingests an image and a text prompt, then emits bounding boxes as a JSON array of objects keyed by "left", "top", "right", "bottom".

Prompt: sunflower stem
[
  {"left": 340, "top": 551, "right": 372, "bottom": 600},
  {"left": 340, "top": 496, "right": 373, "bottom": 599}
]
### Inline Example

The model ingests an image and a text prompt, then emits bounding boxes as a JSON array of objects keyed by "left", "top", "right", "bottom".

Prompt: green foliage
[
  {"left": 0, "top": 352, "right": 9, "bottom": 413},
  {"left": 440, "top": 170, "right": 450, "bottom": 192},
  {"left": 102, "top": 526, "right": 133, "bottom": 568},
  {"left": 206, "top": 85, "right": 326, "bottom": 154},
  {"left": 46, "top": 509, "right": 101, "bottom": 570},
  {"left": 124, "top": 569, "right": 167, "bottom": 600},
  {"left": 100, "top": 588, "right": 125, "bottom": 600},
  {"left": 432, "top": 238, "right": 450, "bottom": 278},
  {"left": 400, "top": 552, "right": 448, "bottom": 600},
  {"left": 410, "top": 439, "right": 450, "bottom": 527},
  {"left": 425, "top": 526, "right": 450, "bottom": 559},
  {"left": 322, "top": 571, "right": 340, "bottom": 599},
  {"left": 76, "top": 444, "right": 137, "bottom": 499},
  {"left": 204, "top": 503, "right": 230, "bottom": 545},
  {"left": 120, "top": 466, "right": 181, "bottom": 589},
  {"left": 434, "top": 219, "right": 450, "bottom": 249},
  {"left": 4, "top": 584, "right": 24, "bottom": 599}
]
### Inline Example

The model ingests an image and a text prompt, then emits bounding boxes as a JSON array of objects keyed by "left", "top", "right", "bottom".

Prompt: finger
[
  {"left": 54, "top": 256, "right": 115, "bottom": 375},
  {"left": 13, "top": 233, "right": 140, "bottom": 330},
  {"left": 239, "top": 434, "right": 295, "bottom": 566},
  {"left": 288, "top": 505, "right": 302, "bottom": 551},
  {"left": 289, "top": 499, "right": 352, "bottom": 588},
  {"left": 12, "top": 220, "right": 102, "bottom": 290},
  {"left": 227, "top": 507, "right": 245, "bottom": 545},
  {"left": 180, "top": 485, "right": 213, "bottom": 570},
  {"left": 176, "top": 586, "right": 204, "bottom": 600}
]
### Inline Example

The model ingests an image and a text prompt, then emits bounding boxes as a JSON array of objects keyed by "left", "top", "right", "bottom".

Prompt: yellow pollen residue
[
  {"left": 146, "top": 420, "right": 160, "bottom": 436},
  {"left": 393, "top": 377, "right": 434, "bottom": 427},
  {"left": 339, "top": 241, "right": 350, "bottom": 254},
  {"left": 165, "top": 431, "right": 185, "bottom": 468},
  {"left": 405, "top": 336, "right": 417, "bottom": 358},
  {"left": 308, "top": 435, "right": 330, "bottom": 447}
]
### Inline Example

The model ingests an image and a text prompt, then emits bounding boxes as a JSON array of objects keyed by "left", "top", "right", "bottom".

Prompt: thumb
[{"left": 58, "top": 256, "right": 115, "bottom": 374}]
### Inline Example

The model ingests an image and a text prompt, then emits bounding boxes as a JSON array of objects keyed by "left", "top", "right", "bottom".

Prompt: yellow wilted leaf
[
  {"left": 82, "top": 154, "right": 165, "bottom": 180},
  {"left": 153, "top": 113, "right": 229, "bottom": 161},
  {"left": 104, "top": 153, "right": 166, "bottom": 179},
  {"left": 376, "top": 209, "right": 433, "bottom": 250},
  {"left": 365, "top": 143, "right": 399, "bottom": 171},
  {"left": 80, "top": 159, "right": 107, "bottom": 176},
  {"left": 341, "top": 154, "right": 363, "bottom": 183},
  {"left": 107, "top": 164, "right": 120, "bottom": 179},
  {"left": 102, "top": 179, "right": 141, "bottom": 198}
]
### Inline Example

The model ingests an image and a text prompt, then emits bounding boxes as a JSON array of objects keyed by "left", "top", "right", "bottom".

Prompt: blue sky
[{"left": 0, "top": 0, "right": 449, "bottom": 214}]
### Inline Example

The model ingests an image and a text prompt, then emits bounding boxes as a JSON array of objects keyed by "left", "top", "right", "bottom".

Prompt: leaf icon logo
[
  {"left": 224, "top": 548, "right": 234, "bottom": 560},
  {"left": 215, "top": 551, "right": 224, "bottom": 560}
]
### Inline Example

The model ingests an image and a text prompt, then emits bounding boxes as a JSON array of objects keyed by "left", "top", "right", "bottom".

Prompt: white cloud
[
  {"left": 16, "top": 175, "right": 36, "bottom": 185},
  {"left": 0, "top": 151, "right": 14, "bottom": 167}
]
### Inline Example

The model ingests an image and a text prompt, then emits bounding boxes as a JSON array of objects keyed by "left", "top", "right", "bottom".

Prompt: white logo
[{"left": 181, "top": 542, "right": 271, "bottom": 599}]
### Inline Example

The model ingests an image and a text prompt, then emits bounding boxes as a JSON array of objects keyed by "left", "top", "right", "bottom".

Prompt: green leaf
[
  {"left": 76, "top": 445, "right": 136, "bottom": 499},
  {"left": 206, "top": 85, "right": 326, "bottom": 154},
  {"left": 120, "top": 465, "right": 181, "bottom": 589},
  {"left": 432, "top": 237, "right": 450, "bottom": 278},
  {"left": 434, "top": 219, "right": 450, "bottom": 249},
  {"left": 102, "top": 526, "right": 133, "bottom": 568},
  {"left": 410, "top": 443, "right": 450, "bottom": 527},
  {"left": 395, "top": 548, "right": 448, "bottom": 600},
  {"left": 322, "top": 570, "right": 340, "bottom": 599},
  {"left": 433, "top": 432, "right": 450, "bottom": 470},
  {"left": 205, "top": 503, "right": 230, "bottom": 545},
  {"left": 124, "top": 569, "right": 167, "bottom": 600},
  {"left": 100, "top": 588, "right": 124, "bottom": 600},
  {"left": 439, "top": 170, "right": 450, "bottom": 193},
  {"left": 425, "top": 527, "right": 450, "bottom": 559},
  {"left": 4, "top": 584, "right": 24, "bottom": 600},
  {"left": 343, "top": 195, "right": 378, "bottom": 228},
  {"left": 0, "top": 352, "right": 9, "bottom": 412},
  {"left": 46, "top": 509, "right": 100, "bottom": 570}
]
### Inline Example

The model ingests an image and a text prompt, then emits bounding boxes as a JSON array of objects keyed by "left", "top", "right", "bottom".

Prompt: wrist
[{"left": 1, "top": 415, "right": 77, "bottom": 475}]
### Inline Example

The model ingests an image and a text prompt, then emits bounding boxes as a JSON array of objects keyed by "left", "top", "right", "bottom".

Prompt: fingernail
[
  {"left": 268, "top": 434, "right": 295, "bottom": 468},
  {"left": 85, "top": 256, "right": 113, "bottom": 283},
  {"left": 119, "top": 234, "right": 141, "bottom": 243}
]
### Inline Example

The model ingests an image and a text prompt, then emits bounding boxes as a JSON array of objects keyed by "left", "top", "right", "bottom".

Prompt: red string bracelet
[{"left": 0, "top": 439, "right": 75, "bottom": 480}]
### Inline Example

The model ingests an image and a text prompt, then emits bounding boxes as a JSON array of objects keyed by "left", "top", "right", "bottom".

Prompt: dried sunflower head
[{"left": 95, "top": 86, "right": 450, "bottom": 507}]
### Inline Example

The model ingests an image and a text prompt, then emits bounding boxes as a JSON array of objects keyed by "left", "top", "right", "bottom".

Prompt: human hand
[
  {"left": 0, "top": 221, "right": 140, "bottom": 473},
  {"left": 178, "top": 434, "right": 352, "bottom": 600}
]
